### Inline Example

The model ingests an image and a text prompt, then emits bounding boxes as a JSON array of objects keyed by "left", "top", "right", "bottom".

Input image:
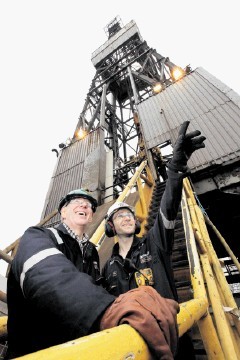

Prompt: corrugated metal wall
[
  {"left": 137, "top": 67, "right": 240, "bottom": 173},
  {"left": 41, "top": 128, "right": 106, "bottom": 226}
]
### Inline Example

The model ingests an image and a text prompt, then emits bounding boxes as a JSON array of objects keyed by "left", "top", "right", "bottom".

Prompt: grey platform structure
[{"left": 41, "top": 16, "right": 240, "bottom": 287}]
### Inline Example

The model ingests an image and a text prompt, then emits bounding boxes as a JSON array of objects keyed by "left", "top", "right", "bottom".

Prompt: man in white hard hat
[{"left": 102, "top": 121, "right": 206, "bottom": 359}]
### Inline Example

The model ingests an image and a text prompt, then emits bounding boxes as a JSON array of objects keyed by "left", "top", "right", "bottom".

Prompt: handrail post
[
  {"left": 181, "top": 187, "right": 224, "bottom": 359},
  {"left": 183, "top": 178, "right": 240, "bottom": 358}
]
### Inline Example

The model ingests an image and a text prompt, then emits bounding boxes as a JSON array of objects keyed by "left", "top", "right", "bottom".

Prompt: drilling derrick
[
  {"left": 73, "top": 16, "right": 186, "bottom": 194},
  {"left": 1, "top": 16, "right": 240, "bottom": 360},
  {"left": 40, "top": 16, "right": 240, "bottom": 310}
]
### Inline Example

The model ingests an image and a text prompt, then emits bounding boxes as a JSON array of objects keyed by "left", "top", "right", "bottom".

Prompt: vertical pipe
[
  {"left": 201, "top": 254, "right": 238, "bottom": 360},
  {"left": 100, "top": 83, "right": 108, "bottom": 128},
  {"left": 194, "top": 204, "right": 240, "bottom": 336},
  {"left": 127, "top": 66, "right": 139, "bottom": 104},
  {"left": 119, "top": 105, "right": 127, "bottom": 162},
  {"left": 105, "top": 150, "right": 114, "bottom": 203},
  {"left": 184, "top": 178, "right": 240, "bottom": 335},
  {"left": 75, "top": 96, "right": 90, "bottom": 132},
  {"left": 181, "top": 190, "right": 224, "bottom": 359},
  {"left": 215, "top": 280, "right": 240, "bottom": 359}
]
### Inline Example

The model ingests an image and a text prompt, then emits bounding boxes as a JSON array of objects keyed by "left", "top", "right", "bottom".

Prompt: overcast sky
[{"left": 0, "top": 0, "right": 239, "bottom": 275}]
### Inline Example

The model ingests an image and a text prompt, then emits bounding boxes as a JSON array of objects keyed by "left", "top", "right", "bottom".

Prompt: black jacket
[
  {"left": 102, "top": 170, "right": 183, "bottom": 301},
  {"left": 7, "top": 224, "right": 115, "bottom": 358}
]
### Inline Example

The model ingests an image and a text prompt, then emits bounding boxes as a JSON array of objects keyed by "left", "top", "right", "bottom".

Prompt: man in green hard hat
[{"left": 6, "top": 188, "right": 115, "bottom": 358}]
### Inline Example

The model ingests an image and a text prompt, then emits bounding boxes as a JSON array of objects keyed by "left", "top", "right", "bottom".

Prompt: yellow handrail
[
  {"left": 181, "top": 187, "right": 224, "bottom": 359},
  {"left": 11, "top": 302, "right": 213, "bottom": 360},
  {"left": 183, "top": 178, "right": 240, "bottom": 358},
  {"left": 3, "top": 172, "right": 240, "bottom": 359}
]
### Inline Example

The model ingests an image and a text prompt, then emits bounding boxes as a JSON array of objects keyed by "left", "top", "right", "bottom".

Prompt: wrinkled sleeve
[
  {"left": 12, "top": 226, "right": 115, "bottom": 337},
  {"left": 151, "top": 170, "right": 184, "bottom": 253}
]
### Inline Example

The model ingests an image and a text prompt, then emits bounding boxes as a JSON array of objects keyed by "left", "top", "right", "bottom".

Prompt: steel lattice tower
[{"left": 73, "top": 16, "right": 187, "bottom": 187}]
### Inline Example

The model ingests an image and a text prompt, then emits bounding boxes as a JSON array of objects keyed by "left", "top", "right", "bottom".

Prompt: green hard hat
[{"left": 58, "top": 189, "right": 98, "bottom": 213}]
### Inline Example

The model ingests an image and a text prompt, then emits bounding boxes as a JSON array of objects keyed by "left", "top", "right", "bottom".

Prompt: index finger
[{"left": 178, "top": 121, "right": 190, "bottom": 137}]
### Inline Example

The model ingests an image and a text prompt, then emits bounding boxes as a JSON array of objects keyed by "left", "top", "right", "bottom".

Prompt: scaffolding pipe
[
  {"left": 0, "top": 250, "right": 13, "bottom": 264},
  {"left": 2, "top": 209, "right": 58, "bottom": 255},
  {"left": 215, "top": 280, "right": 240, "bottom": 358},
  {"left": 135, "top": 167, "right": 154, "bottom": 236},
  {"left": 181, "top": 187, "right": 224, "bottom": 359},
  {"left": 0, "top": 290, "right": 7, "bottom": 303},
  {"left": 201, "top": 254, "right": 238, "bottom": 360},
  {"left": 184, "top": 178, "right": 240, "bottom": 336},
  {"left": 15, "top": 325, "right": 152, "bottom": 360},
  {"left": 177, "top": 298, "right": 208, "bottom": 336},
  {"left": 10, "top": 300, "right": 214, "bottom": 360},
  {"left": 0, "top": 316, "right": 7, "bottom": 340},
  {"left": 194, "top": 204, "right": 240, "bottom": 336}
]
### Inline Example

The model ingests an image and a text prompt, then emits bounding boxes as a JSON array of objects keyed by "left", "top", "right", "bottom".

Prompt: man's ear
[
  {"left": 105, "top": 221, "right": 115, "bottom": 237},
  {"left": 135, "top": 220, "right": 141, "bottom": 235},
  {"left": 61, "top": 207, "right": 67, "bottom": 220}
]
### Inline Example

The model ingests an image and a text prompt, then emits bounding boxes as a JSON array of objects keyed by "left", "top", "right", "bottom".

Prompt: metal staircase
[
  {"left": 0, "top": 14, "right": 240, "bottom": 358},
  {"left": 146, "top": 178, "right": 211, "bottom": 358},
  {"left": 144, "top": 179, "right": 192, "bottom": 303}
]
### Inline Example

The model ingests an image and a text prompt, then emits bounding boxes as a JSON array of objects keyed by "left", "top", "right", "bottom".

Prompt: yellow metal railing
[
  {"left": 11, "top": 301, "right": 210, "bottom": 360},
  {"left": 135, "top": 164, "right": 154, "bottom": 236},
  {"left": 1, "top": 167, "right": 240, "bottom": 359},
  {"left": 0, "top": 299, "right": 210, "bottom": 359},
  {"left": 183, "top": 178, "right": 240, "bottom": 359},
  {"left": 181, "top": 188, "right": 224, "bottom": 359},
  {"left": 0, "top": 166, "right": 208, "bottom": 359},
  {"left": 0, "top": 208, "right": 59, "bottom": 274}
]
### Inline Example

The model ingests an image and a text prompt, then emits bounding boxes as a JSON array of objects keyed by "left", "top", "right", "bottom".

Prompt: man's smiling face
[
  {"left": 61, "top": 197, "right": 93, "bottom": 228},
  {"left": 112, "top": 209, "right": 136, "bottom": 236}
]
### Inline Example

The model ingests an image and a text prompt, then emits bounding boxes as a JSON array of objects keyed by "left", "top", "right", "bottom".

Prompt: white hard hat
[{"left": 106, "top": 202, "right": 135, "bottom": 221}]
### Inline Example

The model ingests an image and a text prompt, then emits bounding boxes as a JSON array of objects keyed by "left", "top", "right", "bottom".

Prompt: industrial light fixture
[
  {"left": 171, "top": 66, "right": 185, "bottom": 81},
  {"left": 185, "top": 65, "right": 192, "bottom": 74},
  {"left": 65, "top": 137, "right": 72, "bottom": 146},
  {"left": 75, "top": 128, "right": 88, "bottom": 140},
  {"left": 152, "top": 82, "right": 163, "bottom": 94}
]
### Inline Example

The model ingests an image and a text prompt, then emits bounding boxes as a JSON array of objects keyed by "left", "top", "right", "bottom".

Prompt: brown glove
[{"left": 100, "top": 286, "right": 180, "bottom": 359}]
